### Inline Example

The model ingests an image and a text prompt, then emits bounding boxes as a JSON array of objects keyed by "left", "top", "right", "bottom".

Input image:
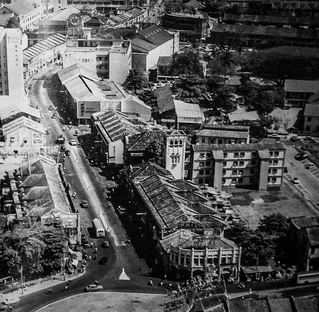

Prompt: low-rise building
[
  {"left": 303, "top": 102, "right": 319, "bottom": 135},
  {"left": 0, "top": 0, "right": 43, "bottom": 31},
  {"left": 196, "top": 124, "right": 250, "bottom": 145},
  {"left": 190, "top": 142, "right": 286, "bottom": 191},
  {"left": 128, "top": 165, "right": 241, "bottom": 280},
  {"left": 285, "top": 79, "right": 319, "bottom": 108}
]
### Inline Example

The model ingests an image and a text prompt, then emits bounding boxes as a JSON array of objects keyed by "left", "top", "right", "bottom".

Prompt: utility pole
[{"left": 20, "top": 266, "right": 23, "bottom": 295}]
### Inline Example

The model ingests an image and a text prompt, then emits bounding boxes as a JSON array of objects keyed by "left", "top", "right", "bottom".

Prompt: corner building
[{"left": 191, "top": 142, "right": 286, "bottom": 191}]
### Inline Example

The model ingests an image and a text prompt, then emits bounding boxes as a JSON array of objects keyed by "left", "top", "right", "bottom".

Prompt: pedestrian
[
  {"left": 90, "top": 242, "right": 93, "bottom": 248},
  {"left": 64, "top": 285, "right": 68, "bottom": 292},
  {"left": 148, "top": 280, "right": 153, "bottom": 286},
  {"left": 48, "top": 288, "right": 52, "bottom": 294},
  {"left": 94, "top": 247, "right": 97, "bottom": 253}
]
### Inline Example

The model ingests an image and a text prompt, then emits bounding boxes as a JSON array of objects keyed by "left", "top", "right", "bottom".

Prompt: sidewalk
[{"left": 0, "top": 270, "right": 85, "bottom": 304}]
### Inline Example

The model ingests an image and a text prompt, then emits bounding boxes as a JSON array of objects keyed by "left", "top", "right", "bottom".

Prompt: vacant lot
[{"left": 230, "top": 180, "right": 316, "bottom": 229}]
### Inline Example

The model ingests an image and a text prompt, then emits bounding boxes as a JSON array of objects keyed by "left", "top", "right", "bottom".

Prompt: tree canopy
[
  {"left": 169, "top": 50, "right": 204, "bottom": 77},
  {"left": 123, "top": 69, "right": 146, "bottom": 92}
]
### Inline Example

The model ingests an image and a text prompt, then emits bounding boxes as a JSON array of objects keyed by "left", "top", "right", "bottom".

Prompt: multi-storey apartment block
[{"left": 191, "top": 142, "right": 286, "bottom": 191}]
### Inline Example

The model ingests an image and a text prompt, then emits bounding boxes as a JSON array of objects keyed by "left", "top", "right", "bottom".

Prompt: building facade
[
  {"left": 303, "top": 103, "right": 319, "bottom": 134},
  {"left": 190, "top": 142, "right": 286, "bottom": 191}
]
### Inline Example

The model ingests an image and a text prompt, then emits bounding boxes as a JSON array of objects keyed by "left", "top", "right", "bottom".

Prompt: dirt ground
[
  {"left": 36, "top": 292, "right": 166, "bottom": 312},
  {"left": 230, "top": 179, "right": 317, "bottom": 229}
]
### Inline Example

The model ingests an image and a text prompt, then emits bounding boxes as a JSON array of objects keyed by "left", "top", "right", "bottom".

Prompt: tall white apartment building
[{"left": 0, "top": 28, "right": 24, "bottom": 99}]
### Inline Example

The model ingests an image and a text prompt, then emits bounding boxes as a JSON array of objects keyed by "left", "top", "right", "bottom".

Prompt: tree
[
  {"left": 219, "top": 50, "right": 235, "bottom": 87},
  {"left": 123, "top": 69, "right": 146, "bottom": 93},
  {"left": 6, "top": 16, "right": 19, "bottom": 28},
  {"left": 169, "top": 50, "right": 204, "bottom": 77}
]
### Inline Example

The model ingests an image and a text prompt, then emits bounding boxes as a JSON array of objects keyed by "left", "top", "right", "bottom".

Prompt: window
[
  {"left": 232, "top": 170, "right": 237, "bottom": 175},
  {"left": 238, "top": 178, "right": 243, "bottom": 183},
  {"left": 201, "top": 138, "right": 205, "bottom": 143},
  {"left": 250, "top": 168, "right": 255, "bottom": 174},
  {"left": 234, "top": 152, "right": 239, "bottom": 158},
  {"left": 271, "top": 177, "right": 276, "bottom": 183},
  {"left": 206, "top": 161, "right": 211, "bottom": 166},
  {"left": 240, "top": 152, "right": 245, "bottom": 157},
  {"left": 206, "top": 153, "right": 211, "bottom": 158},
  {"left": 274, "top": 151, "right": 279, "bottom": 157},
  {"left": 199, "top": 179, "right": 203, "bottom": 184},
  {"left": 224, "top": 152, "right": 228, "bottom": 158},
  {"left": 251, "top": 160, "right": 256, "bottom": 166},
  {"left": 223, "top": 161, "right": 227, "bottom": 167},
  {"left": 200, "top": 162, "right": 204, "bottom": 166},
  {"left": 239, "top": 170, "right": 243, "bottom": 175},
  {"left": 272, "top": 169, "right": 277, "bottom": 174},
  {"left": 222, "top": 170, "right": 226, "bottom": 175},
  {"left": 249, "top": 177, "right": 255, "bottom": 183},
  {"left": 307, "top": 117, "right": 312, "bottom": 122},
  {"left": 222, "top": 178, "right": 226, "bottom": 185},
  {"left": 269, "top": 151, "right": 273, "bottom": 157},
  {"left": 239, "top": 160, "right": 244, "bottom": 166},
  {"left": 231, "top": 179, "right": 236, "bottom": 184},
  {"left": 269, "top": 160, "right": 272, "bottom": 165},
  {"left": 205, "top": 169, "right": 210, "bottom": 175},
  {"left": 233, "top": 161, "right": 238, "bottom": 167},
  {"left": 218, "top": 139, "right": 222, "bottom": 144},
  {"left": 199, "top": 170, "right": 204, "bottom": 175},
  {"left": 200, "top": 153, "right": 205, "bottom": 158},
  {"left": 210, "top": 138, "right": 214, "bottom": 144},
  {"left": 273, "top": 160, "right": 278, "bottom": 165}
]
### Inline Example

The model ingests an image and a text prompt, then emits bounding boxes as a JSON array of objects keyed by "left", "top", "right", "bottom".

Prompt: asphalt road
[{"left": 12, "top": 70, "right": 165, "bottom": 312}]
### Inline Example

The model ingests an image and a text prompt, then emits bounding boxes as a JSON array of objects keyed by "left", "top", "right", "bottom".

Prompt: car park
[
  {"left": 295, "top": 153, "right": 307, "bottom": 160},
  {"left": 84, "top": 284, "right": 103, "bottom": 292},
  {"left": 291, "top": 177, "right": 300, "bottom": 184},
  {"left": 80, "top": 200, "right": 89, "bottom": 208},
  {"left": 99, "top": 256, "right": 108, "bottom": 265},
  {"left": 102, "top": 241, "right": 110, "bottom": 248}
]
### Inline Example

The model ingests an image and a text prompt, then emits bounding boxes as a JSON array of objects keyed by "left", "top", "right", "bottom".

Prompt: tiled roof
[
  {"left": 197, "top": 129, "right": 248, "bottom": 139},
  {"left": 290, "top": 216, "right": 319, "bottom": 229},
  {"left": 284, "top": 79, "right": 319, "bottom": 93},
  {"left": 127, "top": 130, "right": 165, "bottom": 151},
  {"left": 93, "top": 110, "right": 132, "bottom": 142},
  {"left": 154, "top": 84, "right": 175, "bottom": 114},
  {"left": 201, "top": 124, "right": 249, "bottom": 131},
  {"left": 304, "top": 103, "right": 319, "bottom": 117},
  {"left": 4, "top": 0, "right": 36, "bottom": 16},
  {"left": 192, "top": 142, "right": 286, "bottom": 152},
  {"left": 23, "top": 33, "right": 66, "bottom": 63},
  {"left": 130, "top": 161, "right": 173, "bottom": 179}
]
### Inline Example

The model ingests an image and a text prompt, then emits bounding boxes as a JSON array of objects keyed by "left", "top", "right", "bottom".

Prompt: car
[
  {"left": 99, "top": 256, "right": 108, "bottom": 265},
  {"left": 65, "top": 150, "right": 70, "bottom": 156},
  {"left": 117, "top": 205, "right": 127, "bottom": 215},
  {"left": 74, "top": 129, "right": 79, "bottom": 136},
  {"left": 295, "top": 153, "right": 308, "bottom": 160},
  {"left": 84, "top": 284, "right": 103, "bottom": 292},
  {"left": 69, "top": 139, "right": 77, "bottom": 146},
  {"left": 291, "top": 177, "right": 300, "bottom": 184},
  {"left": 60, "top": 145, "right": 66, "bottom": 152},
  {"left": 290, "top": 136, "right": 299, "bottom": 142},
  {"left": 305, "top": 162, "right": 315, "bottom": 169},
  {"left": 102, "top": 241, "right": 110, "bottom": 248},
  {"left": 80, "top": 200, "right": 89, "bottom": 208}
]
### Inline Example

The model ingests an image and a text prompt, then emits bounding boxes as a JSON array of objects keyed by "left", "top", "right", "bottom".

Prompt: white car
[
  {"left": 84, "top": 284, "right": 103, "bottom": 292},
  {"left": 69, "top": 139, "right": 77, "bottom": 146}
]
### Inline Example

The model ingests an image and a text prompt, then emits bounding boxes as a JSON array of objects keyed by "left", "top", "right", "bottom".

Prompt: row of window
[
  {"left": 170, "top": 140, "right": 183, "bottom": 146},
  {"left": 220, "top": 177, "right": 278, "bottom": 185},
  {"left": 200, "top": 138, "right": 245, "bottom": 144},
  {"left": 171, "top": 252, "right": 237, "bottom": 266},
  {"left": 199, "top": 150, "right": 281, "bottom": 160}
]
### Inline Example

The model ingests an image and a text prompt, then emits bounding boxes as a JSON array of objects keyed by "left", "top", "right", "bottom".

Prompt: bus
[
  {"left": 295, "top": 270, "right": 319, "bottom": 284},
  {"left": 92, "top": 218, "right": 105, "bottom": 238}
]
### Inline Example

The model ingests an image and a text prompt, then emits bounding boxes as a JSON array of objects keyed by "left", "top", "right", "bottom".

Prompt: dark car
[
  {"left": 295, "top": 153, "right": 308, "bottom": 160},
  {"left": 65, "top": 150, "right": 71, "bottom": 156},
  {"left": 80, "top": 200, "right": 89, "bottom": 208},
  {"left": 99, "top": 256, "right": 108, "bottom": 265}
]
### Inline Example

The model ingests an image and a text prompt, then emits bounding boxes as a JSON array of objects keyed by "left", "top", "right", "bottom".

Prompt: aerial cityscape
[{"left": 0, "top": 0, "right": 319, "bottom": 311}]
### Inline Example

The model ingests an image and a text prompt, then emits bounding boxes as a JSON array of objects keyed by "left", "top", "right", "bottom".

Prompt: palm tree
[{"left": 219, "top": 50, "right": 235, "bottom": 88}]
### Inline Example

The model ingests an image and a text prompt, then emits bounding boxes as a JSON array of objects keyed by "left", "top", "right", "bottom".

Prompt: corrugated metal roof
[{"left": 23, "top": 33, "right": 66, "bottom": 61}]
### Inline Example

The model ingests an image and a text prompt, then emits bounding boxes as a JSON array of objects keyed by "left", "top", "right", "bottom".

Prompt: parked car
[
  {"left": 291, "top": 177, "right": 300, "bottom": 184},
  {"left": 305, "top": 162, "right": 315, "bottom": 169},
  {"left": 117, "top": 205, "right": 127, "bottom": 215},
  {"left": 102, "top": 241, "right": 110, "bottom": 248},
  {"left": 70, "top": 139, "right": 77, "bottom": 146},
  {"left": 65, "top": 150, "right": 70, "bottom": 156},
  {"left": 74, "top": 129, "right": 79, "bottom": 136},
  {"left": 295, "top": 153, "right": 307, "bottom": 160},
  {"left": 80, "top": 200, "right": 89, "bottom": 208},
  {"left": 99, "top": 257, "right": 109, "bottom": 265},
  {"left": 84, "top": 284, "right": 103, "bottom": 292}
]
